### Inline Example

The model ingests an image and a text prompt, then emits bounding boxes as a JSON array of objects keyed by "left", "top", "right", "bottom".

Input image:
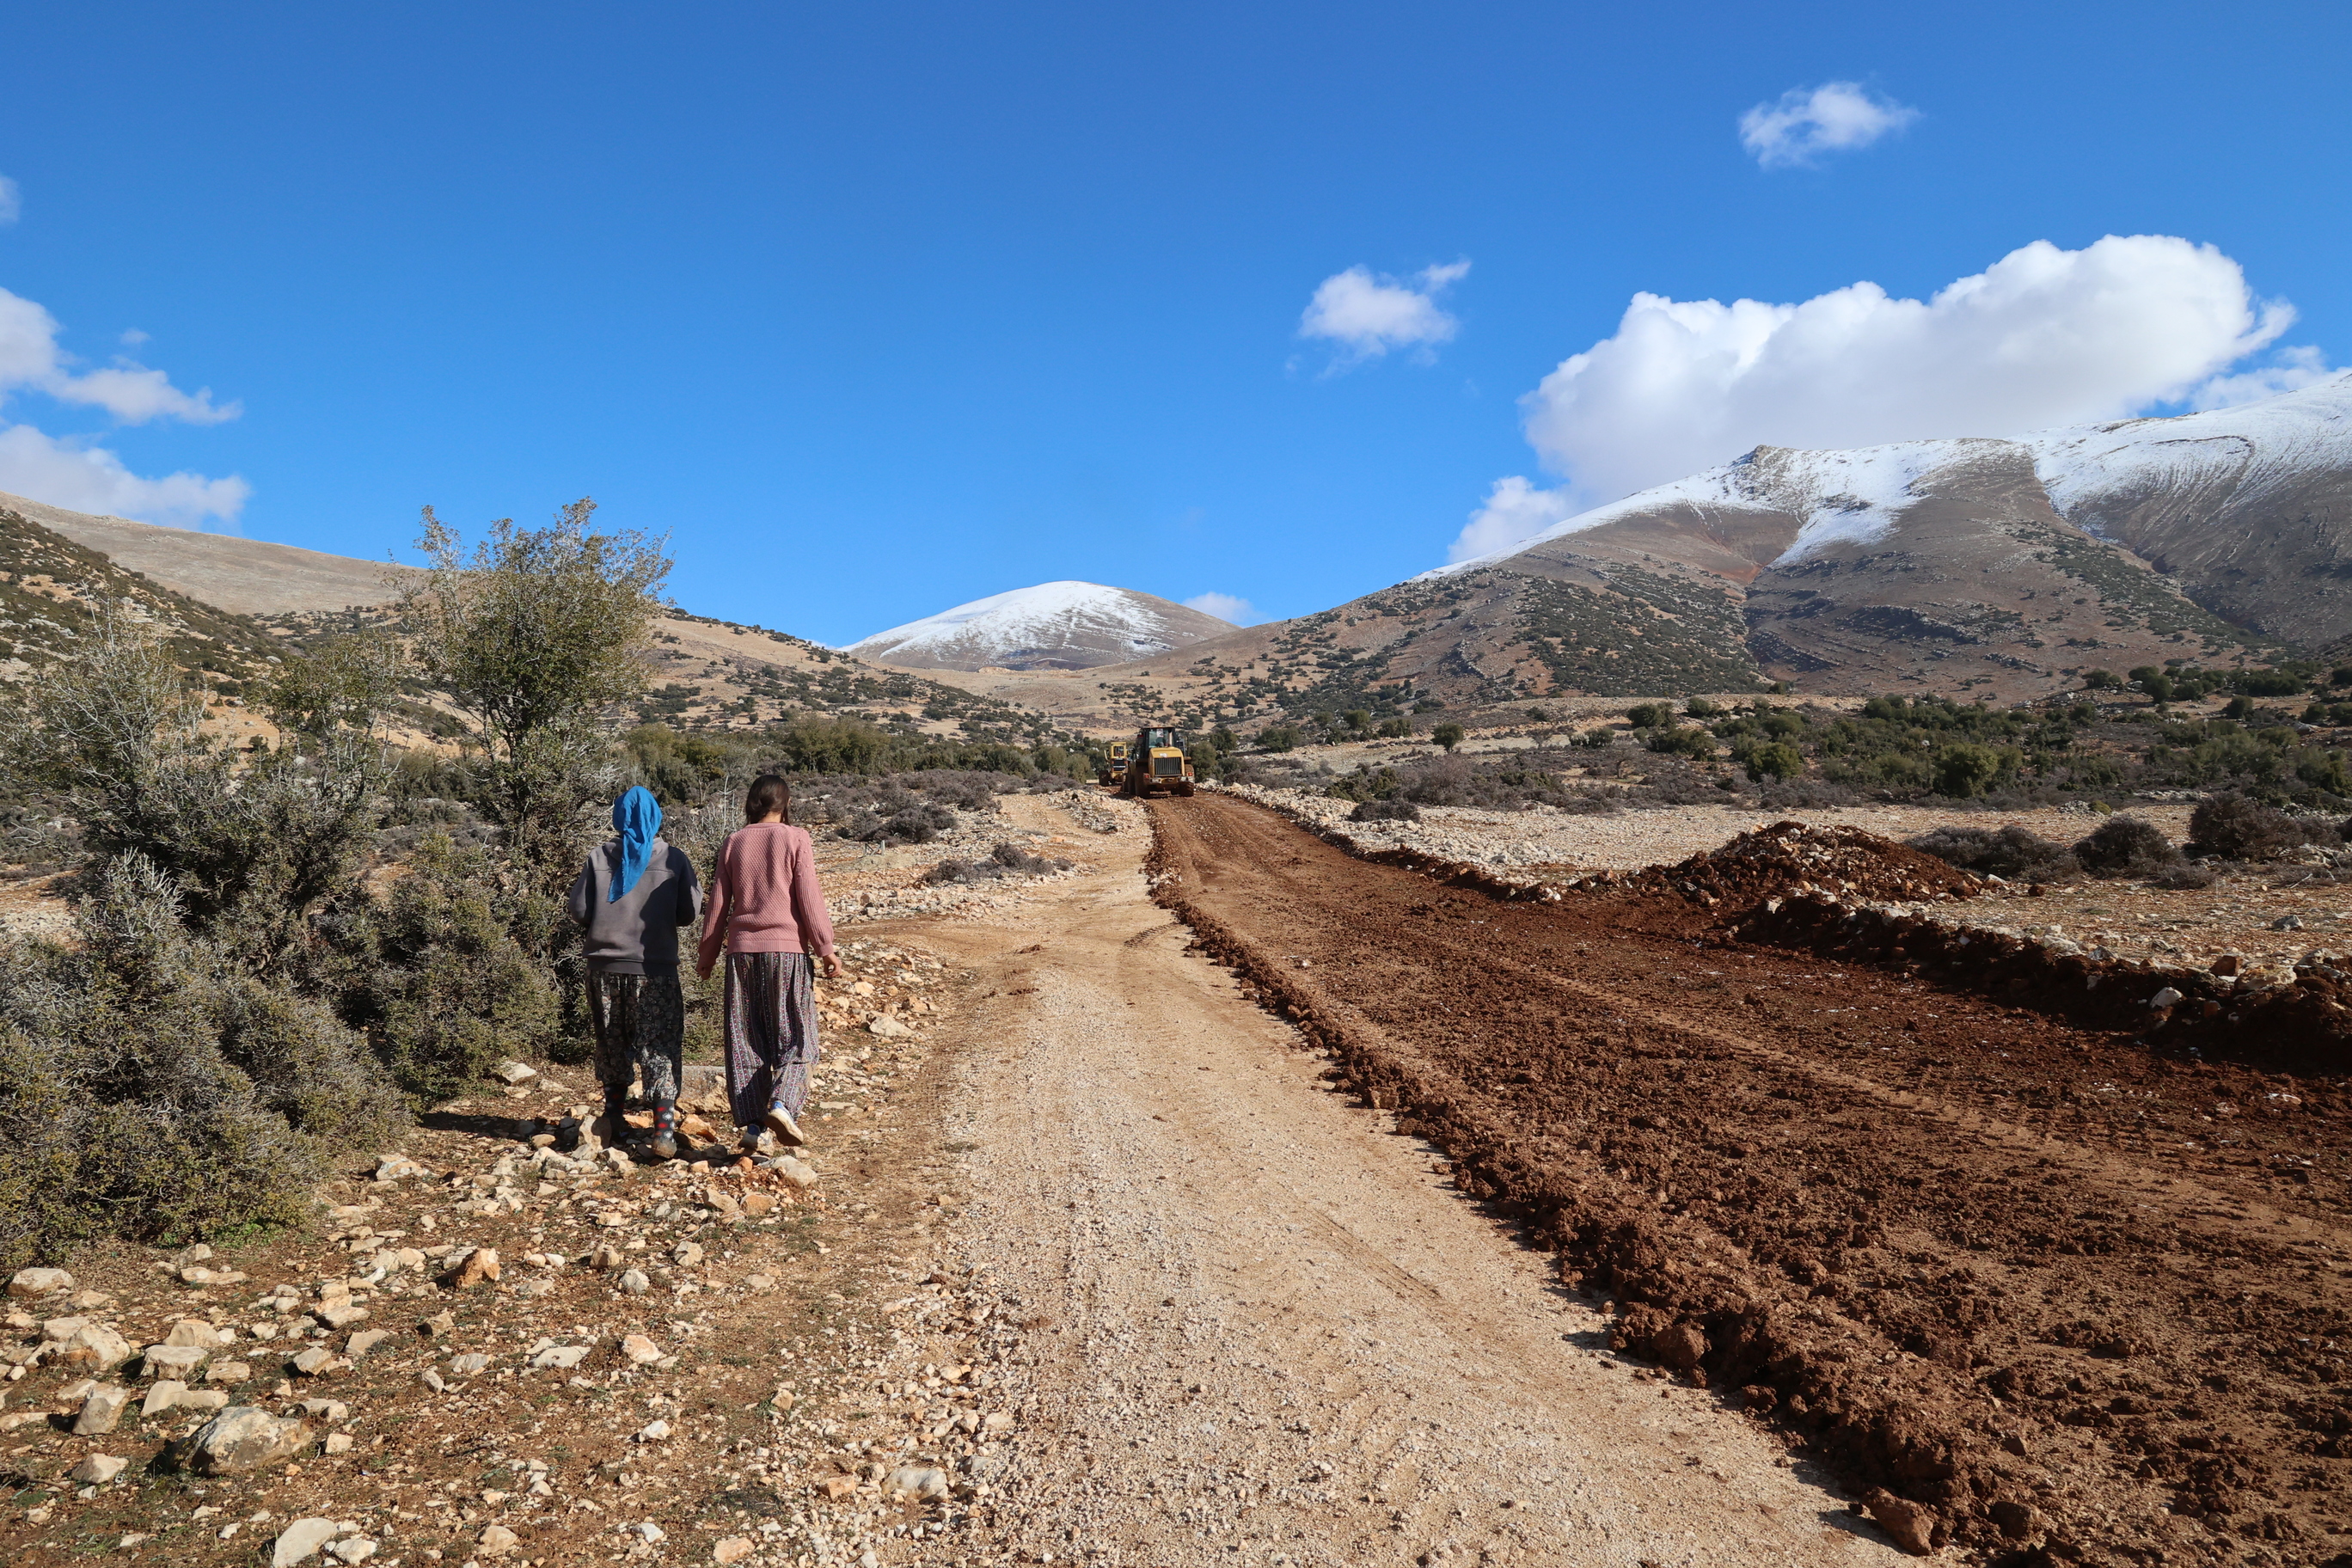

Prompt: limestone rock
[
  {"left": 818, "top": 1473, "right": 858, "bottom": 1500},
  {"left": 713, "top": 1538, "right": 755, "bottom": 1563},
  {"left": 164, "top": 1320, "right": 225, "bottom": 1348},
  {"left": 56, "top": 1323, "right": 134, "bottom": 1371},
  {"left": 586, "top": 1242, "right": 626, "bottom": 1271},
  {"left": 272, "top": 1518, "right": 340, "bottom": 1568},
  {"left": 672, "top": 1240, "right": 704, "bottom": 1268},
  {"left": 530, "top": 1344, "right": 587, "bottom": 1369},
  {"left": 492, "top": 1060, "right": 539, "bottom": 1086},
  {"left": 346, "top": 1329, "right": 389, "bottom": 1358},
  {"left": 70, "top": 1453, "right": 128, "bottom": 1484},
  {"left": 290, "top": 1347, "right": 337, "bottom": 1375},
  {"left": 883, "top": 1465, "right": 949, "bottom": 1501},
  {"left": 7, "top": 1267, "right": 72, "bottom": 1298},
  {"left": 617, "top": 1269, "right": 650, "bottom": 1295},
  {"left": 206, "top": 1360, "right": 252, "bottom": 1384},
  {"left": 442, "top": 1247, "right": 500, "bottom": 1289},
  {"left": 767, "top": 1155, "right": 818, "bottom": 1189},
  {"left": 634, "top": 1418, "right": 671, "bottom": 1442},
  {"left": 74, "top": 1384, "right": 132, "bottom": 1435},
  {"left": 189, "top": 1408, "right": 310, "bottom": 1474},
  {"left": 478, "top": 1524, "right": 519, "bottom": 1556},
  {"left": 328, "top": 1538, "right": 377, "bottom": 1564},
  {"left": 622, "top": 1333, "right": 663, "bottom": 1365},
  {"left": 449, "top": 1353, "right": 490, "bottom": 1375},
  {"left": 144, "top": 1344, "right": 211, "bottom": 1375},
  {"left": 143, "top": 1380, "right": 190, "bottom": 1418}
]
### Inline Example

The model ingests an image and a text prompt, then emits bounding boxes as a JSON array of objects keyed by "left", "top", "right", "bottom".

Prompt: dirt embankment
[{"left": 1148, "top": 793, "right": 2352, "bottom": 1566}]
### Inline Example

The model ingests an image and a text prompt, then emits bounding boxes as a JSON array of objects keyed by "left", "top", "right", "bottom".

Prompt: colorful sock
[{"left": 652, "top": 1102, "right": 677, "bottom": 1132}]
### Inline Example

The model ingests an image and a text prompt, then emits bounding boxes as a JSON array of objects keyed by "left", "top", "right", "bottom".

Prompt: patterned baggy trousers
[
  {"left": 585, "top": 969, "right": 684, "bottom": 1106},
  {"left": 722, "top": 951, "right": 822, "bottom": 1132}
]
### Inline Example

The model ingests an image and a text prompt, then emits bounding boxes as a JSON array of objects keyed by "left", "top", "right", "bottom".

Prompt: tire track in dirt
[
  {"left": 1147, "top": 793, "right": 2352, "bottom": 1566},
  {"left": 910, "top": 795, "right": 1908, "bottom": 1566}
]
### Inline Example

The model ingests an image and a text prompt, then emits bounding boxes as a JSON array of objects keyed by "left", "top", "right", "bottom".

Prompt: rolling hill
[{"left": 844, "top": 581, "right": 1237, "bottom": 671}]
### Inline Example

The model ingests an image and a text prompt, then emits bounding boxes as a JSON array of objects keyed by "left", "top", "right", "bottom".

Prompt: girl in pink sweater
[{"left": 695, "top": 774, "right": 842, "bottom": 1151}]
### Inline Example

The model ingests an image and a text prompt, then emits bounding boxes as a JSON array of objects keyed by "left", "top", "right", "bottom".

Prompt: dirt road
[
  {"left": 1124, "top": 792, "right": 2350, "bottom": 1566},
  {"left": 914, "top": 795, "right": 1906, "bottom": 1566}
]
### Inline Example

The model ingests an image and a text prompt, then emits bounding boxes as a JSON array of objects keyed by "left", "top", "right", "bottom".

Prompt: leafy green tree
[
  {"left": 1432, "top": 722, "right": 1465, "bottom": 752},
  {"left": 398, "top": 499, "right": 671, "bottom": 886},
  {"left": 1932, "top": 743, "right": 2005, "bottom": 798},
  {"left": 1742, "top": 742, "right": 1804, "bottom": 781}
]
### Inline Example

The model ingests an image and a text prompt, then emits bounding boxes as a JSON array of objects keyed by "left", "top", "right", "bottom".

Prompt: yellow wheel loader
[
  {"left": 1097, "top": 738, "right": 1130, "bottom": 787},
  {"left": 1119, "top": 725, "right": 1195, "bottom": 798}
]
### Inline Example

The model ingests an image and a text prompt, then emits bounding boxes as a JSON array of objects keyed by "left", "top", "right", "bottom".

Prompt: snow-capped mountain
[
  {"left": 1441, "top": 372, "right": 2352, "bottom": 647},
  {"left": 844, "top": 581, "right": 1240, "bottom": 671}
]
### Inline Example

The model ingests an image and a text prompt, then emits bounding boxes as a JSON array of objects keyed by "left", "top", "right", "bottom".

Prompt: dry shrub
[
  {"left": 1909, "top": 824, "right": 2079, "bottom": 883},
  {"left": 2187, "top": 793, "right": 2331, "bottom": 861},
  {"left": 0, "top": 854, "right": 406, "bottom": 1272},
  {"left": 2073, "top": 816, "right": 2180, "bottom": 878}
]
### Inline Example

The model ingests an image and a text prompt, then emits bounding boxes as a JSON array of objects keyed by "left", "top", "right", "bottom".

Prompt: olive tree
[{"left": 397, "top": 499, "right": 671, "bottom": 887}]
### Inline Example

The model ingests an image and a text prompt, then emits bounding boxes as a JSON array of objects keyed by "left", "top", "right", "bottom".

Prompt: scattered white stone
[
  {"left": 271, "top": 1517, "right": 340, "bottom": 1568},
  {"left": 881, "top": 1465, "right": 949, "bottom": 1501},
  {"left": 617, "top": 1269, "right": 651, "bottom": 1295},
  {"left": 492, "top": 1061, "right": 539, "bottom": 1086},
  {"left": 477, "top": 1523, "right": 519, "bottom": 1556},
  {"left": 622, "top": 1333, "right": 664, "bottom": 1365},
  {"left": 530, "top": 1344, "right": 587, "bottom": 1369},
  {"left": 143, "top": 1380, "right": 190, "bottom": 1418},
  {"left": 324, "top": 1432, "right": 355, "bottom": 1455},
  {"left": 9, "top": 1267, "right": 73, "bottom": 1297},
  {"left": 2149, "top": 987, "right": 2185, "bottom": 1008},
  {"left": 74, "top": 1384, "right": 132, "bottom": 1436},
  {"left": 328, "top": 1538, "right": 377, "bottom": 1564},
  {"left": 347, "top": 1329, "right": 389, "bottom": 1358},
  {"left": 449, "top": 1353, "right": 490, "bottom": 1376},
  {"left": 187, "top": 1406, "right": 314, "bottom": 1474},
  {"left": 766, "top": 1156, "right": 818, "bottom": 1190},
  {"left": 634, "top": 1418, "right": 672, "bottom": 1442},
  {"left": 70, "top": 1453, "right": 127, "bottom": 1484}
]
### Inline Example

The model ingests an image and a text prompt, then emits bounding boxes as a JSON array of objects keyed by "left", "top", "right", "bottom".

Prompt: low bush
[
  {"left": 1350, "top": 798, "right": 1422, "bottom": 823},
  {"left": 1909, "top": 824, "right": 2079, "bottom": 883},
  {"left": 0, "top": 854, "right": 407, "bottom": 1272},
  {"left": 920, "top": 841, "right": 1071, "bottom": 885},
  {"left": 2188, "top": 793, "right": 2331, "bottom": 860},
  {"left": 2073, "top": 816, "right": 2180, "bottom": 878}
]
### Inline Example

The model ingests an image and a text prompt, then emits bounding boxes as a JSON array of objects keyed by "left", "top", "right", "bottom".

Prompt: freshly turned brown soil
[{"left": 1148, "top": 793, "right": 2352, "bottom": 1566}]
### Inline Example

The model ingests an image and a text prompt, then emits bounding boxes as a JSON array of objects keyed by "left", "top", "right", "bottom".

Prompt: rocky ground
[{"left": 0, "top": 935, "right": 1025, "bottom": 1568}]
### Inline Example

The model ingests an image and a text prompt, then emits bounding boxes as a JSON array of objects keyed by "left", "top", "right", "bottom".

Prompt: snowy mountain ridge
[
  {"left": 843, "top": 581, "right": 1239, "bottom": 672},
  {"left": 1441, "top": 371, "right": 2352, "bottom": 579}
]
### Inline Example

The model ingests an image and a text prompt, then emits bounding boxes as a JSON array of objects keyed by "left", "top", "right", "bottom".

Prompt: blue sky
[{"left": 1, "top": 2, "right": 2347, "bottom": 643}]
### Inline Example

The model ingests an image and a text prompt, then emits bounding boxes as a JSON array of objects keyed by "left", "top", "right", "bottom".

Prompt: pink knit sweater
[{"left": 695, "top": 823, "right": 837, "bottom": 974}]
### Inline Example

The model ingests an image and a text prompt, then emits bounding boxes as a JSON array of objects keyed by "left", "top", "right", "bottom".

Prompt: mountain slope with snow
[
  {"left": 1440, "top": 373, "right": 2352, "bottom": 647},
  {"left": 844, "top": 581, "right": 1238, "bottom": 671}
]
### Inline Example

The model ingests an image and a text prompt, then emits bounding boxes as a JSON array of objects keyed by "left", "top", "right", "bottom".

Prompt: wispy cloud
[
  {"left": 0, "top": 285, "right": 241, "bottom": 424},
  {"left": 1739, "top": 82, "right": 1918, "bottom": 168},
  {"left": 1451, "top": 235, "right": 2331, "bottom": 561},
  {"left": 1298, "top": 260, "right": 1469, "bottom": 367},
  {"left": 1183, "top": 591, "right": 1256, "bottom": 626},
  {"left": 0, "top": 175, "right": 19, "bottom": 226},
  {"left": 0, "top": 280, "right": 248, "bottom": 526}
]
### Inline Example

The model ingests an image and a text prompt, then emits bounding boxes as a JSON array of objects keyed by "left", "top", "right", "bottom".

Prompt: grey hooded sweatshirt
[{"left": 565, "top": 838, "right": 705, "bottom": 974}]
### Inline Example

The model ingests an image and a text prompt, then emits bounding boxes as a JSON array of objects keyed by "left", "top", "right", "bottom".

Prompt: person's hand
[{"left": 820, "top": 953, "right": 844, "bottom": 980}]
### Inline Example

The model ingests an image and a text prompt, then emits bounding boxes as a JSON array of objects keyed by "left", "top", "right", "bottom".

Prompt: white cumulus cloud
[
  {"left": 0, "top": 422, "right": 250, "bottom": 527},
  {"left": 1298, "top": 260, "right": 1469, "bottom": 365},
  {"left": 1183, "top": 591, "right": 1256, "bottom": 626},
  {"left": 1740, "top": 82, "right": 1918, "bottom": 168},
  {"left": 0, "top": 281, "right": 248, "bottom": 526},
  {"left": 0, "top": 175, "right": 19, "bottom": 226},
  {"left": 1449, "top": 235, "right": 2331, "bottom": 562},
  {"left": 0, "top": 285, "right": 240, "bottom": 424}
]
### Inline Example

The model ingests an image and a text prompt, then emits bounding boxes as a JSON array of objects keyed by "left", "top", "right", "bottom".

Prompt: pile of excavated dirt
[
  {"left": 1150, "top": 793, "right": 2352, "bottom": 1566},
  {"left": 1591, "top": 821, "right": 1982, "bottom": 910}
]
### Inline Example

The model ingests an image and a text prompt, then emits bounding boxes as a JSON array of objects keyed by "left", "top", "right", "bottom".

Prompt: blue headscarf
[{"left": 609, "top": 787, "right": 662, "bottom": 903}]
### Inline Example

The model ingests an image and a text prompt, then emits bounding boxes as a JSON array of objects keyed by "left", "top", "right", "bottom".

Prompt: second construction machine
[{"left": 1116, "top": 725, "right": 1195, "bottom": 798}]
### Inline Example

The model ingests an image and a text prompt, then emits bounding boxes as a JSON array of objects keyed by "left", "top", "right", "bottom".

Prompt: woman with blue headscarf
[{"left": 566, "top": 786, "right": 704, "bottom": 1159}]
